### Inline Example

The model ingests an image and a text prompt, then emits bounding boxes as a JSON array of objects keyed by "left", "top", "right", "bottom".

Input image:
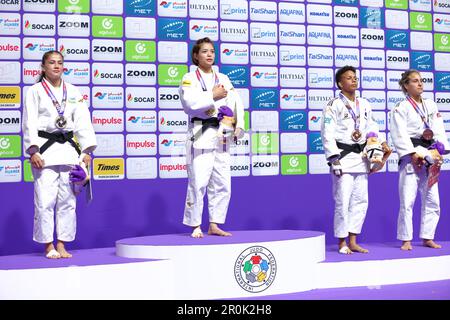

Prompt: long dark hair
[
  {"left": 191, "top": 37, "right": 214, "bottom": 66},
  {"left": 37, "top": 50, "right": 64, "bottom": 83}
]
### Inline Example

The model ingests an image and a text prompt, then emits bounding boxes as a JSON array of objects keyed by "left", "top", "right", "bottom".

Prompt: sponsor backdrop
[{"left": 1, "top": 0, "right": 450, "bottom": 254}]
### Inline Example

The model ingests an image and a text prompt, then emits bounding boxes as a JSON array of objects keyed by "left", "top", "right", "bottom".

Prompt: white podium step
[
  {"left": 2, "top": 232, "right": 450, "bottom": 299},
  {"left": 116, "top": 230, "right": 325, "bottom": 299}
]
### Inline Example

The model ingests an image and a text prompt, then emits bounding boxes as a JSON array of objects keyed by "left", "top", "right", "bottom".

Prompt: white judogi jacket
[
  {"left": 23, "top": 79, "right": 97, "bottom": 166},
  {"left": 179, "top": 69, "right": 245, "bottom": 149},
  {"left": 321, "top": 94, "right": 380, "bottom": 173},
  {"left": 389, "top": 98, "right": 450, "bottom": 158}
]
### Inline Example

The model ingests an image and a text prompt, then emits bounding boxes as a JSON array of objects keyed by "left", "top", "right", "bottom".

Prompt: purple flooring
[
  {"left": 116, "top": 230, "right": 324, "bottom": 246},
  {"left": 324, "top": 241, "right": 450, "bottom": 262},
  {"left": 240, "top": 279, "right": 450, "bottom": 300},
  {"left": 0, "top": 247, "right": 156, "bottom": 270}
]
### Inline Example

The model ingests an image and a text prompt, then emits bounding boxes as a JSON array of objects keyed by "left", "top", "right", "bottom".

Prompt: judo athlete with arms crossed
[
  {"left": 390, "top": 69, "right": 450, "bottom": 250},
  {"left": 22, "top": 51, "right": 97, "bottom": 258},
  {"left": 179, "top": 37, "right": 245, "bottom": 238},
  {"left": 321, "top": 65, "right": 391, "bottom": 254}
]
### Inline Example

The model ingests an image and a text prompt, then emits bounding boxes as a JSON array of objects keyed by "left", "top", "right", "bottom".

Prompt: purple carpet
[
  {"left": 239, "top": 279, "right": 450, "bottom": 300},
  {"left": 0, "top": 247, "right": 156, "bottom": 270},
  {"left": 325, "top": 241, "right": 450, "bottom": 262},
  {"left": 116, "top": 230, "right": 324, "bottom": 246}
]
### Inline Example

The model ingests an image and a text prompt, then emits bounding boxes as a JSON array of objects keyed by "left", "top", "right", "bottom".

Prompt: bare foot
[
  {"left": 208, "top": 223, "right": 232, "bottom": 236},
  {"left": 191, "top": 226, "right": 204, "bottom": 238},
  {"left": 56, "top": 241, "right": 72, "bottom": 258},
  {"left": 45, "top": 243, "right": 61, "bottom": 259},
  {"left": 349, "top": 244, "right": 369, "bottom": 253},
  {"left": 423, "top": 239, "right": 442, "bottom": 249},
  {"left": 400, "top": 241, "right": 413, "bottom": 250}
]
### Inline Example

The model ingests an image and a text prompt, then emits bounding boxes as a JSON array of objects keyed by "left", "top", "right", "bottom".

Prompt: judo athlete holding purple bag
[
  {"left": 22, "top": 51, "right": 97, "bottom": 259},
  {"left": 179, "top": 37, "right": 245, "bottom": 238},
  {"left": 389, "top": 69, "right": 450, "bottom": 251}
]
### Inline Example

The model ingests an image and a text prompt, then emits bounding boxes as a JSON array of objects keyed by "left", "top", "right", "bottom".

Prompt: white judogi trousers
[
  {"left": 183, "top": 143, "right": 231, "bottom": 227},
  {"left": 332, "top": 173, "right": 368, "bottom": 238},
  {"left": 32, "top": 165, "right": 76, "bottom": 243},
  {"left": 397, "top": 160, "right": 440, "bottom": 241}
]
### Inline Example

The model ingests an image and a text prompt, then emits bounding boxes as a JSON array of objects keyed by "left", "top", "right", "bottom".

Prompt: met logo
[
  {"left": 386, "top": 30, "right": 409, "bottom": 49},
  {"left": 157, "top": 18, "right": 187, "bottom": 40},
  {"left": 125, "top": 0, "right": 156, "bottom": 16},
  {"left": 411, "top": 52, "right": 433, "bottom": 71},
  {"left": 221, "top": 66, "right": 248, "bottom": 87},
  {"left": 436, "top": 73, "right": 450, "bottom": 91},
  {"left": 280, "top": 111, "right": 307, "bottom": 131},
  {"left": 360, "top": 7, "right": 384, "bottom": 29},
  {"left": 334, "top": 0, "right": 358, "bottom": 5},
  {"left": 308, "top": 133, "right": 324, "bottom": 153},
  {"left": 251, "top": 89, "right": 278, "bottom": 109}
]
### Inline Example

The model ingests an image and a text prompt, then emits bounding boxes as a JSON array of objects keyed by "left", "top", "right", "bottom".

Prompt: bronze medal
[
  {"left": 55, "top": 115, "right": 67, "bottom": 129},
  {"left": 422, "top": 128, "right": 434, "bottom": 141},
  {"left": 351, "top": 129, "right": 362, "bottom": 142}
]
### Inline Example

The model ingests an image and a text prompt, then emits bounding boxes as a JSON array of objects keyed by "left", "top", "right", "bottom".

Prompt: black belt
[
  {"left": 398, "top": 137, "right": 435, "bottom": 165},
  {"left": 410, "top": 137, "right": 434, "bottom": 149},
  {"left": 38, "top": 131, "right": 81, "bottom": 155},
  {"left": 190, "top": 117, "right": 220, "bottom": 142},
  {"left": 336, "top": 141, "right": 367, "bottom": 160}
]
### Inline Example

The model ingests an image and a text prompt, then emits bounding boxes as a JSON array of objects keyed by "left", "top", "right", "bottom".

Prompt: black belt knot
[
  {"left": 336, "top": 141, "right": 367, "bottom": 161},
  {"left": 410, "top": 137, "right": 434, "bottom": 149},
  {"left": 38, "top": 130, "right": 81, "bottom": 155},
  {"left": 190, "top": 117, "right": 220, "bottom": 142}
]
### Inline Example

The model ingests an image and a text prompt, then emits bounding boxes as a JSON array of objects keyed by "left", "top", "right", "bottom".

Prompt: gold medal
[
  {"left": 351, "top": 129, "right": 362, "bottom": 142},
  {"left": 55, "top": 115, "right": 67, "bottom": 129},
  {"left": 422, "top": 128, "right": 434, "bottom": 141}
]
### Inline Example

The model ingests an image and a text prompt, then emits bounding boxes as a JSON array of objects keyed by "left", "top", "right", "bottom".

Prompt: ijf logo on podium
[{"left": 234, "top": 246, "right": 277, "bottom": 293}]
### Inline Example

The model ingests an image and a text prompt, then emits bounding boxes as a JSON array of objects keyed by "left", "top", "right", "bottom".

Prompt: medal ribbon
[
  {"left": 339, "top": 92, "right": 360, "bottom": 131},
  {"left": 41, "top": 79, "right": 67, "bottom": 116},
  {"left": 196, "top": 68, "right": 219, "bottom": 92},
  {"left": 406, "top": 96, "right": 430, "bottom": 129}
]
